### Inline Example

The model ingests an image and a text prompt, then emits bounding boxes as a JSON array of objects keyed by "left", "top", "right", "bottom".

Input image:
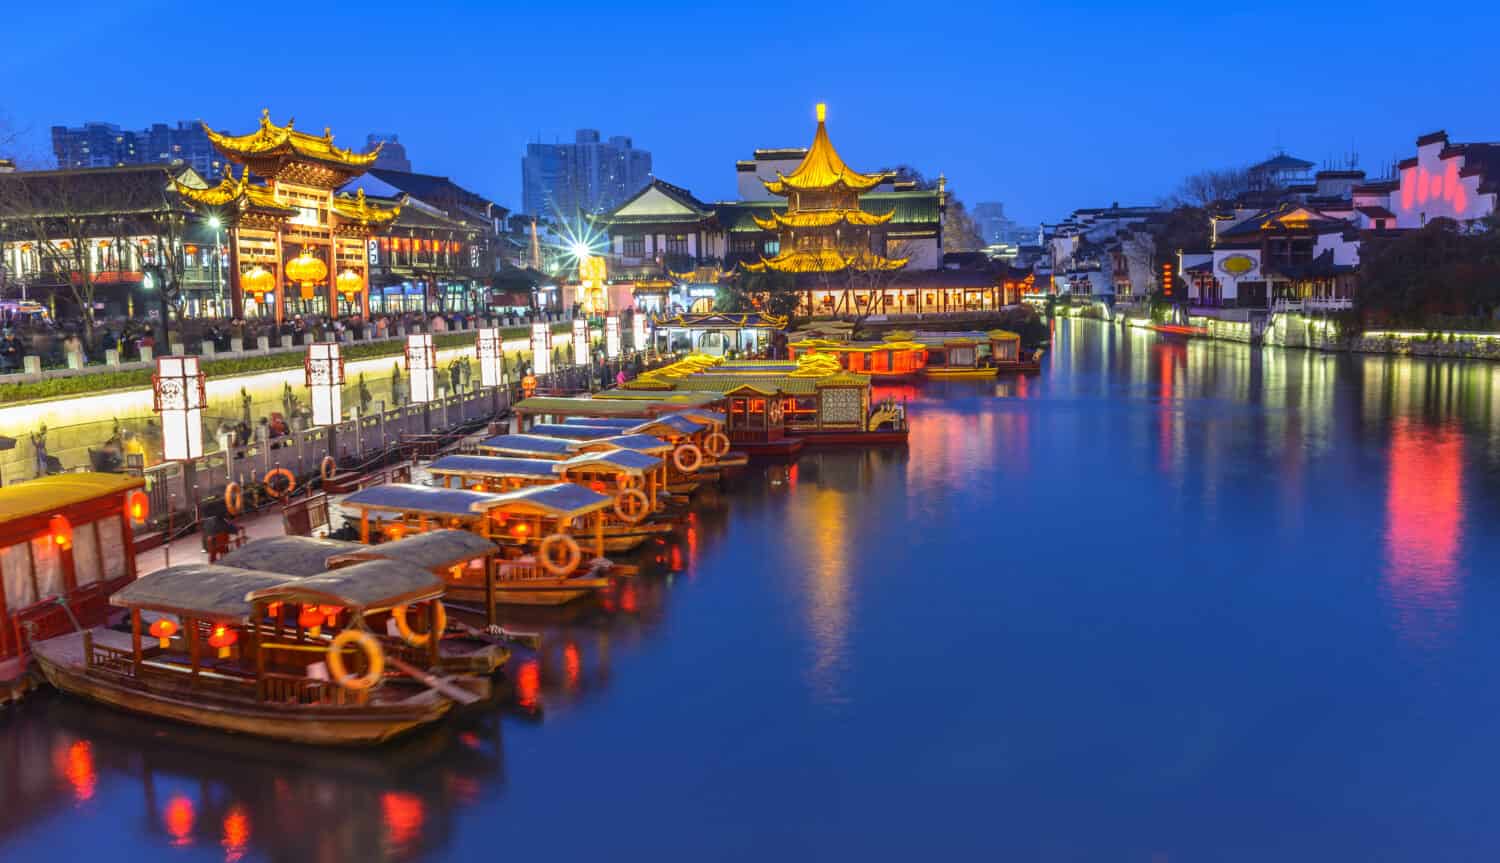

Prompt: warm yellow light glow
[{"left": 816, "top": 103, "right": 826, "bottom": 122}]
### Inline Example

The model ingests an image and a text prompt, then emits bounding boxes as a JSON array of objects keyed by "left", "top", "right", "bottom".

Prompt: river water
[{"left": 4, "top": 318, "right": 1500, "bottom": 861}]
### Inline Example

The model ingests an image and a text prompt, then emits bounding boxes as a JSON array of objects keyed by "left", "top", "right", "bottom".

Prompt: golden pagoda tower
[{"left": 742, "top": 104, "right": 907, "bottom": 274}]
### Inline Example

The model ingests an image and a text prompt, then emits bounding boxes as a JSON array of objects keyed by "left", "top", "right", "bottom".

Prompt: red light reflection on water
[
  {"left": 620, "top": 582, "right": 638, "bottom": 614},
  {"left": 381, "top": 791, "right": 425, "bottom": 853},
  {"left": 1384, "top": 418, "right": 1464, "bottom": 644},
  {"left": 515, "top": 659, "right": 541, "bottom": 710},
  {"left": 564, "top": 642, "right": 581, "bottom": 690},
  {"left": 221, "top": 805, "right": 251, "bottom": 862},
  {"left": 164, "top": 795, "right": 195, "bottom": 847},
  {"left": 53, "top": 739, "right": 96, "bottom": 804}
]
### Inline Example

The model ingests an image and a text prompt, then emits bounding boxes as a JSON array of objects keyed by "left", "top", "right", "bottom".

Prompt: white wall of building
[{"left": 1388, "top": 138, "right": 1498, "bottom": 228}]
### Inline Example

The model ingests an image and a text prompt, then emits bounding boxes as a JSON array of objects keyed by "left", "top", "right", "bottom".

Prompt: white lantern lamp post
[
  {"left": 605, "top": 314, "right": 621, "bottom": 360},
  {"left": 306, "top": 342, "right": 345, "bottom": 426},
  {"left": 632, "top": 311, "right": 649, "bottom": 355},
  {"left": 153, "top": 355, "right": 205, "bottom": 462},
  {"left": 406, "top": 333, "right": 437, "bottom": 404},
  {"left": 530, "top": 321, "right": 551, "bottom": 376},
  {"left": 477, "top": 327, "right": 504, "bottom": 388},
  {"left": 572, "top": 318, "right": 588, "bottom": 368}
]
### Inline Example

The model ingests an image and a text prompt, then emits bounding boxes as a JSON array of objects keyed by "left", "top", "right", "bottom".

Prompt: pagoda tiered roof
[
  {"left": 172, "top": 166, "right": 298, "bottom": 217},
  {"left": 741, "top": 248, "right": 908, "bottom": 274},
  {"left": 330, "top": 188, "right": 401, "bottom": 227},
  {"left": 751, "top": 207, "right": 894, "bottom": 230},
  {"left": 763, "top": 104, "right": 888, "bottom": 195},
  {"left": 202, "top": 109, "right": 381, "bottom": 186}
]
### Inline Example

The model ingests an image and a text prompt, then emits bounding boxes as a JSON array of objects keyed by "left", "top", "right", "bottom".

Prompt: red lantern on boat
[
  {"left": 318, "top": 605, "right": 341, "bottom": 627},
  {"left": 149, "top": 618, "right": 178, "bottom": 648},
  {"left": 208, "top": 624, "right": 238, "bottom": 659},
  {"left": 127, "top": 490, "right": 149, "bottom": 524},
  {"left": 49, "top": 514, "right": 72, "bottom": 550},
  {"left": 299, "top": 605, "right": 325, "bottom": 636},
  {"left": 511, "top": 522, "right": 529, "bottom": 538}
]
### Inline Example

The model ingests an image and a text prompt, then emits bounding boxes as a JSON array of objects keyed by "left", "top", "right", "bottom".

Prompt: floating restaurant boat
[
  {"left": 609, "top": 353, "right": 910, "bottom": 452},
  {"left": 339, "top": 484, "right": 616, "bottom": 607},
  {"left": 790, "top": 329, "right": 1040, "bottom": 379},
  {"left": 2, "top": 473, "right": 148, "bottom": 701},
  {"left": 31, "top": 561, "right": 483, "bottom": 745}
]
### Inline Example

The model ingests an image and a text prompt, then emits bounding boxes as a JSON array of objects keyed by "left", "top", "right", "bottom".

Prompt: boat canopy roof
[
  {"left": 476, "top": 434, "right": 575, "bottom": 457},
  {"left": 562, "top": 417, "right": 638, "bottom": 429},
  {"left": 673, "top": 408, "right": 726, "bottom": 427},
  {"left": 572, "top": 434, "right": 674, "bottom": 455},
  {"left": 484, "top": 483, "right": 612, "bottom": 518},
  {"left": 111, "top": 564, "right": 291, "bottom": 620},
  {"left": 556, "top": 449, "right": 662, "bottom": 474},
  {"left": 0, "top": 472, "right": 144, "bottom": 523},
  {"left": 629, "top": 414, "right": 707, "bottom": 436},
  {"left": 327, "top": 529, "right": 497, "bottom": 572},
  {"left": 513, "top": 396, "right": 666, "bottom": 418},
  {"left": 216, "top": 536, "right": 363, "bottom": 576},
  {"left": 340, "top": 484, "right": 509, "bottom": 517},
  {"left": 525, "top": 423, "right": 617, "bottom": 440},
  {"left": 429, "top": 454, "right": 559, "bottom": 480},
  {"left": 246, "top": 560, "right": 444, "bottom": 610},
  {"left": 588, "top": 390, "right": 725, "bottom": 408}
]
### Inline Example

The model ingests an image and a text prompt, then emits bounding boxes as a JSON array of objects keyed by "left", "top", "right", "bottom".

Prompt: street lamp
[
  {"left": 605, "top": 314, "right": 621, "bottom": 360},
  {"left": 207, "top": 215, "right": 223, "bottom": 318},
  {"left": 153, "top": 355, "right": 205, "bottom": 461},
  {"left": 572, "top": 318, "right": 588, "bottom": 368},
  {"left": 530, "top": 321, "right": 551, "bottom": 375},
  {"left": 476, "top": 327, "right": 503, "bottom": 388}
]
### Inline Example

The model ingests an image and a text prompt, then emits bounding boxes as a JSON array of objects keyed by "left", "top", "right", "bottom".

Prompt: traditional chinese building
[
  {"left": 174, "top": 110, "right": 400, "bottom": 320},
  {"left": 742, "top": 104, "right": 906, "bottom": 280}
]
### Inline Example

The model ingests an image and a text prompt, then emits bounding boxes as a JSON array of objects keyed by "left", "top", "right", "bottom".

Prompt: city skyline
[{"left": 4, "top": 1, "right": 1500, "bottom": 226}]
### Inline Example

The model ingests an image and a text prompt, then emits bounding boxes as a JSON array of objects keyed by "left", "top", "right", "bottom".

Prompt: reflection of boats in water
[{"left": 1, "top": 688, "right": 504, "bottom": 862}]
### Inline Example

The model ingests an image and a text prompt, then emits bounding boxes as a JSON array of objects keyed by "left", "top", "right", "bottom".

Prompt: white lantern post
[
  {"left": 152, "top": 356, "right": 206, "bottom": 557},
  {"left": 477, "top": 327, "right": 504, "bottom": 388},
  {"left": 153, "top": 356, "right": 205, "bottom": 462},
  {"left": 530, "top": 321, "right": 551, "bottom": 376},
  {"left": 632, "top": 311, "right": 649, "bottom": 356},
  {"left": 306, "top": 342, "right": 345, "bottom": 426},
  {"left": 572, "top": 318, "right": 588, "bottom": 368},
  {"left": 405, "top": 333, "right": 437, "bottom": 404},
  {"left": 605, "top": 314, "right": 621, "bottom": 360}
]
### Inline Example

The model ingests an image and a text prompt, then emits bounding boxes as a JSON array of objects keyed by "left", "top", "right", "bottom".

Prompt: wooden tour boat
[
  {"left": 32, "top": 560, "right": 485, "bottom": 745},
  {"left": 339, "top": 483, "right": 618, "bottom": 608}
]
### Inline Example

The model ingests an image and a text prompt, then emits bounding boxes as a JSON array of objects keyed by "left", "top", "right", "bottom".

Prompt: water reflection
[
  {"left": 1383, "top": 417, "right": 1465, "bottom": 645},
  {"left": 1, "top": 692, "right": 505, "bottom": 862}
]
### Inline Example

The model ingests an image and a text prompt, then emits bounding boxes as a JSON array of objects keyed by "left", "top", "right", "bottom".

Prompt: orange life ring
[
  {"left": 263, "top": 468, "right": 295, "bottom": 499},
  {"left": 614, "top": 489, "right": 650, "bottom": 524},
  {"left": 326, "top": 629, "right": 385, "bottom": 691},
  {"left": 538, "top": 533, "right": 582, "bottom": 576},
  {"left": 392, "top": 601, "right": 447, "bottom": 647},
  {"left": 673, "top": 442, "right": 703, "bottom": 474},
  {"left": 320, "top": 456, "right": 337, "bottom": 481},
  {"left": 704, "top": 431, "right": 731, "bottom": 459},
  {"left": 224, "top": 482, "right": 244, "bottom": 516}
]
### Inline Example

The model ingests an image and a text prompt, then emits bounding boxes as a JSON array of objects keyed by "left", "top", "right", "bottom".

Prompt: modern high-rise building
[
  {"left": 521, "top": 129, "right": 652, "bottom": 218},
  {"left": 50, "top": 121, "right": 220, "bottom": 177},
  {"left": 366, "top": 133, "right": 412, "bottom": 172},
  {"left": 973, "top": 201, "right": 1035, "bottom": 246}
]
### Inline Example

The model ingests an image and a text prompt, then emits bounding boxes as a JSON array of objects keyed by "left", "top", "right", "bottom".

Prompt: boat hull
[
  {"left": 923, "top": 367, "right": 998, "bottom": 379},
  {"left": 33, "top": 637, "right": 453, "bottom": 746}
]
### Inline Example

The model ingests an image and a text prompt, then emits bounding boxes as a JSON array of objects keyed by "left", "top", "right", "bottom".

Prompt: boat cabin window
[
  {"left": 31, "top": 536, "right": 65, "bottom": 599},
  {"left": 927, "top": 349, "right": 947, "bottom": 366},
  {"left": 98, "top": 517, "right": 127, "bottom": 580},
  {"left": 785, "top": 396, "right": 818, "bottom": 426},
  {"left": 949, "top": 346, "right": 977, "bottom": 367},
  {"left": 73, "top": 521, "right": 102, "bottom": 586},
  {"left": 2, "top": 542, "right": 36, "bottom": 608}
]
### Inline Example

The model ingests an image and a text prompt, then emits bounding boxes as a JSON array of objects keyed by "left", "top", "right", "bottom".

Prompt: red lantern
[
  {"left": 149, "top": 618, "right": 178, "bottom": 648},
  {"left": 511, "top": 522, "right": 529, "bottom": 538},
  {"left": 127, "top": 490, "right": 149, "bottom": 523},
  {"left": 318, "top": 604, "right": 342, "bottom": 627},
  {"left": 208, "top": 624, "right": 238, "bottom": 659},
  {"left": 49, "top": 514, "right": 72, "bottom": 550},
  {"left": 298, "top": 605, "right": 325, "bottom": 636}
]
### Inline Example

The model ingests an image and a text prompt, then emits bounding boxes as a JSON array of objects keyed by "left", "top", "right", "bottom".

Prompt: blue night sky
[{"left": 4, "top": 0, "right": 1498, "bottom": 225}]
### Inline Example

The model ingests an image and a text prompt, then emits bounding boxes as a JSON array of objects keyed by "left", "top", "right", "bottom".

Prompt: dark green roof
[{"left": 717, "top": 190, "right": 940, "bottom": 233}]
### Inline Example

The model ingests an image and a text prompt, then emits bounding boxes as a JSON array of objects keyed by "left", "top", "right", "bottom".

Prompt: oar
[
  {"left": 385, "top": 655, "right": 482, "bottom": 705},
  {"left": 460, "top": 620, "right": 542, "bottom": 650}
]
